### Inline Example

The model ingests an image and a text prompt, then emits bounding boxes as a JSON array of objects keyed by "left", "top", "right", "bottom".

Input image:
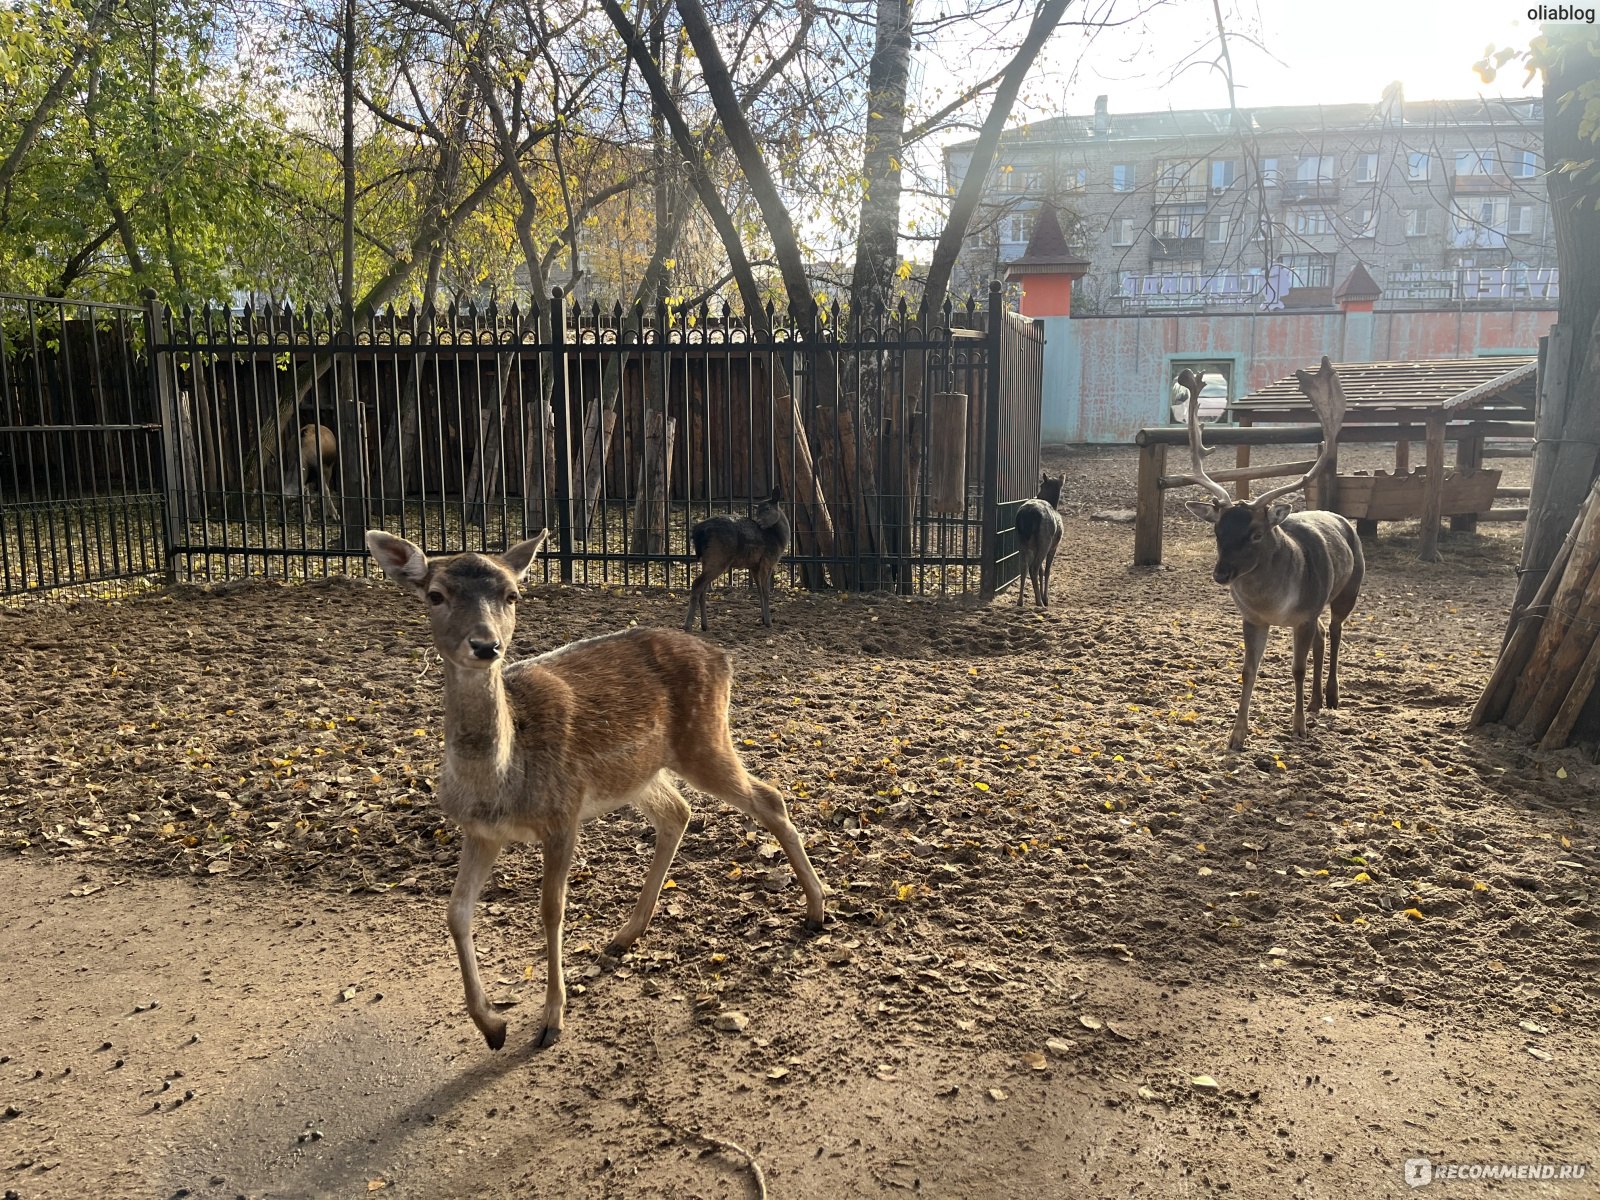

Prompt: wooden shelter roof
[{"left": 1233, "top": 357, "right": 1537, "bottom": 421}]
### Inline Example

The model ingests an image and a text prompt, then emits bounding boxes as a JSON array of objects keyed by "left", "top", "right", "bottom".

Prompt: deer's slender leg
[
  {"left": 1326, "top": 616, "right": 1344, "bottom": 708},
  {"left": 536, "top": 825, "right": 579, "bottom": 1048},
  {"left": 1043, "top": 537, "right": 1060, "bottom": 606},
  {"left": 448, "top": 830, "right": 508, "bottom": 1050},
  {"left": 686, "top": 748, "right": 825, "bottom": 928},
  {"left": 757, "top": 566, "right": 773, "bottom": 627},
  {"left": 685, "top": 573, "right": 710, "bottom": 632},
  {"left": 1291, "top": 622, "right": 1315, "bottom": 737},
  {"left": 609, "top": 778, "right": 690, "bottom": 954},
  {"left": 1017, "top": 554, "right": 1027, "bottom": 606},
  {"left": 1309, "top": 623, "right": 1327, "bottom": 714},
  {"left": 1231, "top": 622, "right": 1270, "bottom": 751}
]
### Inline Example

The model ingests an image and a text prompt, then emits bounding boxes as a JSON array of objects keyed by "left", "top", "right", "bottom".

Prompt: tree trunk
[{"left": 848, "top": 0, "right": 916, "bottom": 319}]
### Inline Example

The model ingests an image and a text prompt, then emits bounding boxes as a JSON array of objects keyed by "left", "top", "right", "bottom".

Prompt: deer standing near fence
[
  {"left": 1015, "top": 473, "right": 1064, "bottom": 607},
  {"left": 298, "top": 423, "right": 337, "bottom": 517},
  {"left": 367, "top": 528, "right": 827, "bottom": 1050},
  {"left": 683, "top": 487, "right": 790, "bottom": 632},
  {"left": 1179, "top": 359, "right": 1364, "bottom": 750}
]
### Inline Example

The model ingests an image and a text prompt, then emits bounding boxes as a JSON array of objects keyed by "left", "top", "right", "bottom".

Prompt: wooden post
[
  {"left": 145, "top": 294, "right": 193, "bottom": 583},
  {"left": 1540, "top": 622, "right": 1600, "bottom": 751},
  {"left": 1418, "top": 415, "right": 1447, "bottom": 562},
  {"left": 1519, "top": 556, "right": 1600, "bottom": 739},
  {"left": 334, "top": 388, "right": 368, "bottom": 549},
  {"left": 1134, "top": 441, "right": 1167, "bottom": 566},
  {"left": 1233, "top": 413, "right": 1252, "bottom": 501},
  {"left": 574, "top": 395, "right": 617, "bottom": 540},
  {"left": 1502, "top": 486, "right": 1600, "bottom": 727},
  {"left": 1394, "top": 439, "right": 1410, "bottom": 474},
  {"left": 630, "top": 410, "right": 676, "bottom": 560},
  {"left": 1451, "top": 434, "right": 1484, "bottom": 533},
  {"left": 928, "top": 392, "right": 968, "bottom": 514}
]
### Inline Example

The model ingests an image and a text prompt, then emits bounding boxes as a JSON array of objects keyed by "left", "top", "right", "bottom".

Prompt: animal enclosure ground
[{"left": 2, "top": 446, "right": 1597, "bottom": 1199}]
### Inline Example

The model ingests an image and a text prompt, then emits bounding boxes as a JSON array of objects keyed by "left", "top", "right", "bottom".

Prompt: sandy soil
[{"left": 2, "top": 446, "right": 1597, "bottom": 1199}]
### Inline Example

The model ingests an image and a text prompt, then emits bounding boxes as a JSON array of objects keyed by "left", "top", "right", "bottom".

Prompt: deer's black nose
[{"left": 469, "top": 638, "right": 501, "bottom": 661}]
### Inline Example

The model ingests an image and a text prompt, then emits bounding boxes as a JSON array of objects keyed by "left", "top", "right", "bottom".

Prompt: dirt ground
[{"left": 2, "top": 446, "right": 1597, "bottom": 1200}]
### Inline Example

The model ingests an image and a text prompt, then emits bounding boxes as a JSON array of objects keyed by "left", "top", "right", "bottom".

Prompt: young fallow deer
[
  {"left": 1015, "top": 472, "right": 1065, "bottom": 607},
  {"left": 298, "top": 423, "right": 337, "bottom": 518},
  {"left": 366, "top": 529, "right": 826, "bottom": 1050},
  {"left": 1179, "top": 359, "right": 1364, "bottom": 750},
  {"left": 683, "top": 486, "right": 790, "bottom": 632}
]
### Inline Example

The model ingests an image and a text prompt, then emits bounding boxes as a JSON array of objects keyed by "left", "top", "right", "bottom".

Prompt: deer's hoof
[
  {"left": 1227, "top": 736, "right": 1246, "bottom": 752},
  {"left": 481, "top": 1017, "right": 508, "bottom": 1052},
  {"left": 535, "top": 1024, "right": 562, "bottom": 1050}
]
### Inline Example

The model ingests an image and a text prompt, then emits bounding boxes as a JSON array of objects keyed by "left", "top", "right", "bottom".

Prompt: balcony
[
  {"left": 1452, "top": 173, "right": 1515, "bottom": 194},
  {"left": 1153, "top": 186, "right": 1209, "bottom": 207},
  {"left": 1150, "top": 236, "right": 1204, "bottom": 260},
  {"left": 1281, "top": 179, "right": 1340, "bottom": 204}
]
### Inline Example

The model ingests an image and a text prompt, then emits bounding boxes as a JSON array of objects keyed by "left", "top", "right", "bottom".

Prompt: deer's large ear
[
  {"left": 1184, "top": 500, "right": 1222, "bottom": 525},
  {"left": 1266, "top": 502, "right": 1293, "bottom": 527},
  {"left": 501, "top": 530, "right": 550, "bottom": 580},
  {"left": 366, "top": 530, "right": 428, "bottom": 596},
  {"left": 769, "top": 485, "right": 783, "bottom": 504}
]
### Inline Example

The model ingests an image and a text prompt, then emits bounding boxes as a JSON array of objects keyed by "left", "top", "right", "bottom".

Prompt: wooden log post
[
  {"left": 334, "top": 388, "right": 369, "bottom": 549},
  {"left": 1134, "top": 441, "right": 1167, "bottom": 566},
  {"left": 1418, "top": 415, "right": 1448, "bottom": 562},
  {"left": 1541, "top": 613, "right": 1600, "bottom": 751},
  {"left": 1451, "top": 433, "right": 1485, "bottom": 533},
  {"left": 574, "top": 395, "right": 617, "bottom": 541},
  {"left": 1519, "top": 551, "right": 1600, "bottom": 740},
  {"left": 1233, "top": 413, "right": 1252, "bottom": 502},
  {"left": 1502, "top": 485, "right": 1600, "bottom": 727},
  {"left": 1472, "top": 480, "right": 1600, "bottom": 726},
  {"left": 767, "top": 373, "right": 840, "bottom": 591},
  {"left": 1395, "top": 439, "right": 1410, "bottom": 474},
  {"left": 629, "top": 410, "right": 676, "bottom": 560},
  {"left": 928, "top": 391, "right": 968, "bottom": 515}
]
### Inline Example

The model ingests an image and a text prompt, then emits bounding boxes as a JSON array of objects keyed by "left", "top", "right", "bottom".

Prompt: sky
[{"left": 1017, "top": 0, "right": 1545, "bottom": 121}]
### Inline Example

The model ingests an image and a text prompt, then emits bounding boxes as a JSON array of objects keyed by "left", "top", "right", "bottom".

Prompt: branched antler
[
  {"left": 1256, "top": 355, "right": 1347, "bottom": 505},
  {"left": 1180, "top": 368, "right": 1232, "bottom": 503}
]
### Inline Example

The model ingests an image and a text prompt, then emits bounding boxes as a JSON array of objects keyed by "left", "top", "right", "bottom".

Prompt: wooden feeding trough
[{"left": 1306, "top": 466, "right": 1502, "bottom": 522}]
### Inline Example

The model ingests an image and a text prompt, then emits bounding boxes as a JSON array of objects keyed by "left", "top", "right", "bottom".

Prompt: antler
[
  {"left": 1255, "top": 355, "right": 1347, "bottom": 505},
  {"left": 1179, "top": 368, "right": 1232, "bottom": 503}
]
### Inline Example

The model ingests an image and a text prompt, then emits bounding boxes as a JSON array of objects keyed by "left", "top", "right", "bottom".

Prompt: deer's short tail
[{"left": 691, "top": 525, "right": 715, "bottom": 559}]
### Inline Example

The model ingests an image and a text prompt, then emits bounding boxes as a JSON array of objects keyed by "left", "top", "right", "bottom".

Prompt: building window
[
  {"left": 1112, "top": 164, "right": 1134, "bottom": 192},
  {"left": 1293, "top": 209, "right": 1331, "bottom": 235},
  {"left": 1167, "top": 259, "right": 1203, "bottom": 276},
  {"left": 1355, "top": 153, "right": 1378, "bottom": 183},
  {"left": 1296, "top": 155, "right": 1336, "bottom": 182},
  {"left": 1280, "top": 253, "right": 1333, "bottom": 287},
  {"left": 1157, "top": 159, "right": 1200, "bottom": 190},
  {"left": 1508, "top": 203, "right": 1534, "bottom": 236},
  {"left": 1353, "top": 207, "right": 1377, "bottom": 238},
  {"left": 1260, "top": 157, "right": 1280, "bottom": 187},
  {"left": 1004, "top": 211, "right": 1036, "bottom": 243},
  {"left": 1154, "top": 209, "right": 1200, "bottom": 238},
  {"left": 1404, "top": 208, "right": 1430, "bottom": 236},
  {"left": 1508, "top": 150, "right": 1539, "bottom": 178},
  {"left": 1111, "top": 217, "right": 1135, "bottom": 246},
  {"left": 1210, "top": 160, "right": 1238, "bottom": 190},
  {"left": 1455, "top": 149, "right": 1496, "bottom": 176},
  {"left": 1408, "top": 152, "right": 1431, "bottom": 181},
  {"left": 1062, "top": 167, "right": 1087, "bottom": 192},
  {"left": 1207, "top": 215, "right": 1230, "bottom": 243}
]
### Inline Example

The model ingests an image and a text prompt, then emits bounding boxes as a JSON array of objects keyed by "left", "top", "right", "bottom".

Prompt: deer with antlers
[{"left": 1179, "top": 358, "right": 1364, "bottom": 750}]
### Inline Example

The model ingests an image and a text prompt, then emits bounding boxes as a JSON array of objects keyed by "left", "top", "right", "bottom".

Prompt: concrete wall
[{"left": 1041, "top": 307, "right": 1557, "bottom": 444}]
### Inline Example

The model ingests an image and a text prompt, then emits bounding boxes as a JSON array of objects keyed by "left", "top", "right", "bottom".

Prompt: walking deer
[
  {"left": 1178, "top": 359, "right": 1364, "bottom": 750},
  {"left": 1015, "top": 473, "right": 1064, "bottom": 607},
  {"left": 367, "top": 528, "right": 826, "bottom": 1051},
  {"left": 299, "top": 423, "right": 337, "bottom": 515},
  {"left": 683, "top": 487, "right": 789, "bottom": 632}
]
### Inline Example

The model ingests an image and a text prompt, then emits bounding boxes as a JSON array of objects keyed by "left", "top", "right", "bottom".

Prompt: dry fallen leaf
[
  {"left": 1021, "top": 1050, "right": 1048, "bottom": 1071},
  {"left": 1078, "top": 1015, "right": 1103, "bottom": 1031},
  {"left": 1190, "top": 1075, "right": 1220, "bottom": 1092},
  {"left": 987, "top": 1086, "right": 1008, "bottom": 1102},
  {"left": 1045, "top": 1038, "right": 1074, "bottom": 1057}
]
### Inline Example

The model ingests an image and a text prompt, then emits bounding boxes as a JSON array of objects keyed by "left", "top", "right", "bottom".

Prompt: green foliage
[{"left": 1474, "top": 27, "right": 1600, "bottom": 197}]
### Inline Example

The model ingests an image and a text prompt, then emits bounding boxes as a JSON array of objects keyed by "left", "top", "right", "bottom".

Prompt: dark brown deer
[
  {"left": 1015, "top": 472, "right": 1064, "bottom": 607},
  {"left": 683, "top": 486, "right": 789, "bottom": 632},
  {"left": 1179, "top": 360, "right": 1364, "bottom": 750},
  {"left": 367, "top": 528, "right": 826, "bottom": 1050}
]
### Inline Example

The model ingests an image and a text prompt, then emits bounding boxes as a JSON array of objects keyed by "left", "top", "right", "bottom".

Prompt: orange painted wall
[{"left": 1018, "top": 274, "right": 1075, "bottom": 318}]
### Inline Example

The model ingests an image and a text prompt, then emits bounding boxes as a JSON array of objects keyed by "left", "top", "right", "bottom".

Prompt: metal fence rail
[{"left": 0, "top": 283, "right": 1044, "bottom": 602}]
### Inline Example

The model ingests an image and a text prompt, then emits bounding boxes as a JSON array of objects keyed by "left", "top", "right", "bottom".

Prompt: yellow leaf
[
  {"left": 726, "top": 864, "right": 742, "bottom": 879},
  {"left": 1557, "top": 767, "right": 1569, "bottom": 779},
  {"left": 1560, "top": 836, "right": 1571, "bottom": 848},
  {"left": 1401, "top": 908, "right": 1424, "bottom": 920},
  {"left": 973, "top": 781, "right": 990, "bottom": 792},
  {"left": 662, "top": 879, "right": 677, "bottom": 890},
  {"left": 896, "top": 882, "right": 915, "bottom": 902},
  {"left": 968, "top": 667, "right": 979, "bottom": 676},
  {"left": 1352, "top": 872, "right": 1371, "bottom": 883},
  {"left": 368, "top": 1183, "right": 387, "bottom": 1192},
  {"left": 1473, "top": 880, "right": 1488, "bottom": 891}
]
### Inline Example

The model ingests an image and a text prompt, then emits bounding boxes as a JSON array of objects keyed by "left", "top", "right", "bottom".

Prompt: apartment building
[{"left": 943, "top": 86, "right": 1556, "bottom": 312}]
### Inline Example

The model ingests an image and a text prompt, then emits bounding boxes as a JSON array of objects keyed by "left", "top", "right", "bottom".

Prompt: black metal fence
[
  {"left": 0, "top": 294, "right": 164, "bottom": 597},
  {"left": 1, "top": 283, "right": 1044, "bottom": 602}
]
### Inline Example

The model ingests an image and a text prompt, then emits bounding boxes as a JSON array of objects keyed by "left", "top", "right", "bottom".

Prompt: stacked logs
[{"left": 1473, "top": 477, "right": 1600, "bottom": 749}]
